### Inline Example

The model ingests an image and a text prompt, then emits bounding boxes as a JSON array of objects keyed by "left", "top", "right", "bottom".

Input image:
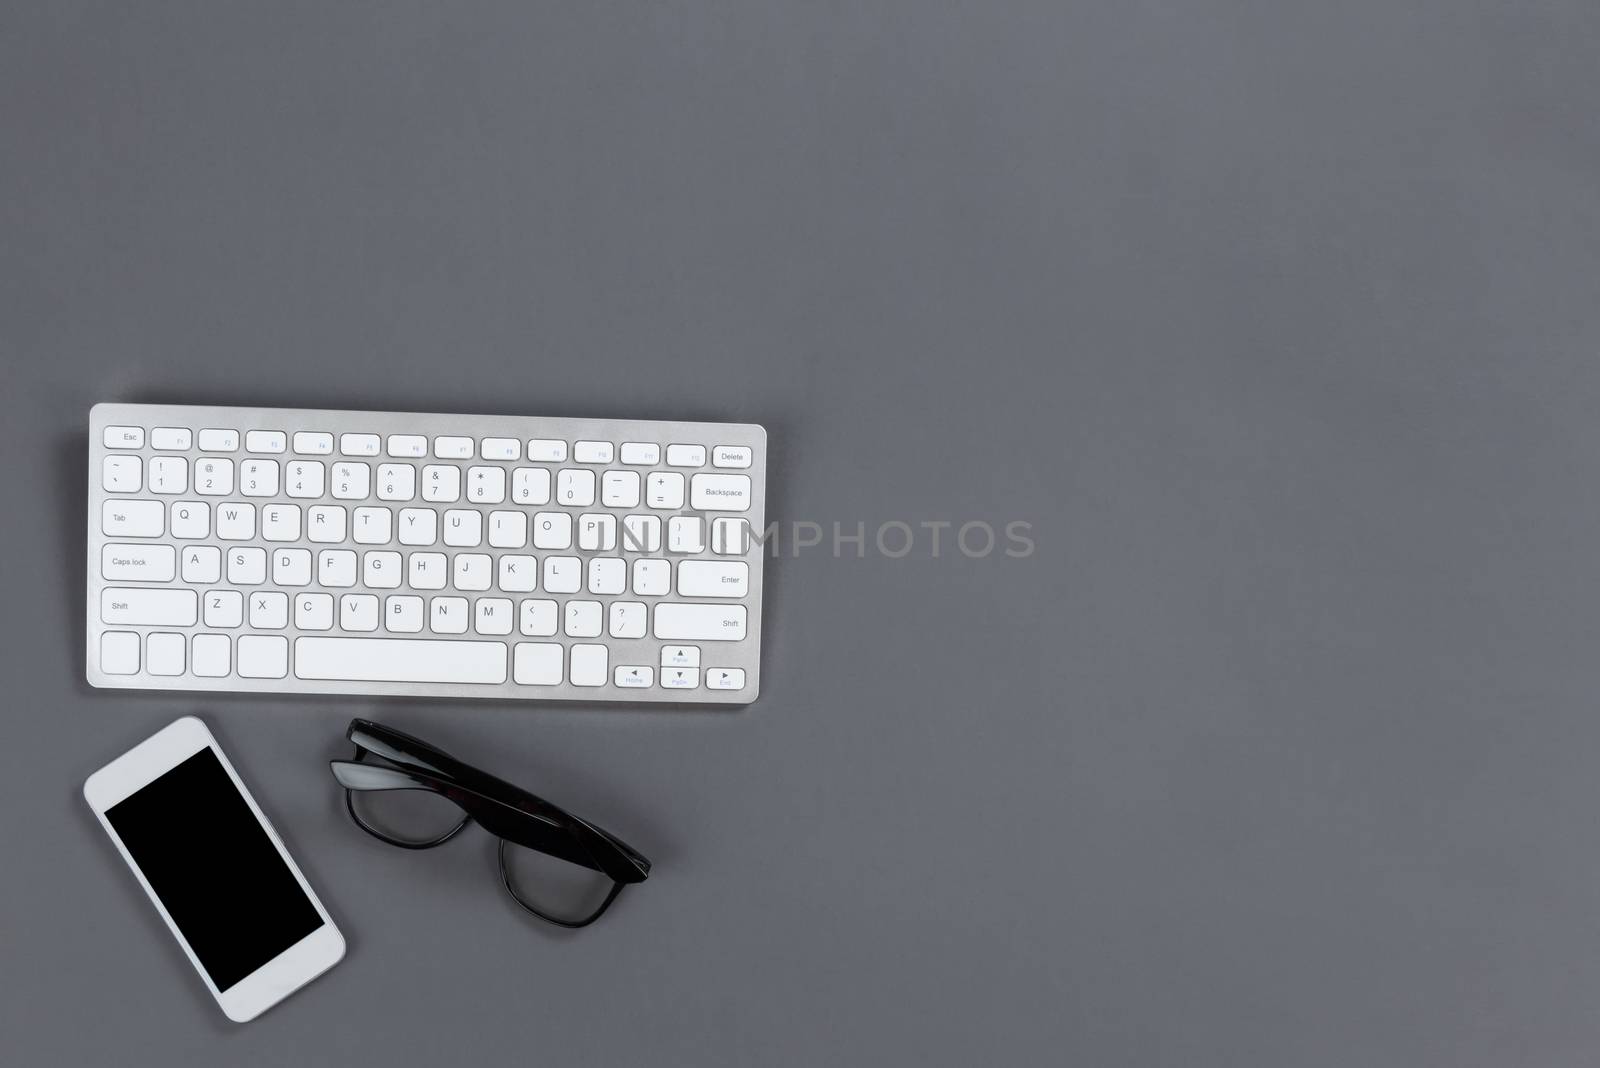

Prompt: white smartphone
[{"left": 84, "top": 716, "right": 345, "bottom": 1022}]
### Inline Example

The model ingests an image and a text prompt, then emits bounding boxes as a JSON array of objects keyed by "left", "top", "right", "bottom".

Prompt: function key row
[{"left": 104, "top": 425, "right": 752, "bottom": 467}]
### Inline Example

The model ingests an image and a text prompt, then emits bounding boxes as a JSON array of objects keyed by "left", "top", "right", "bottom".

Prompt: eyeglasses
[{"left": 329, "top": 718, "right": 650, "bottom": 928}]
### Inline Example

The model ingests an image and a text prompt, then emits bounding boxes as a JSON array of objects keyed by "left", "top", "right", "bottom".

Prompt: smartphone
[{"left": 84, "top": 717, "right": 345, "bottom": 1022}]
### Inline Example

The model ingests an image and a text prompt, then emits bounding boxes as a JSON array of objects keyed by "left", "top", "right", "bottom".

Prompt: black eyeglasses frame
[{"left": 329, "top": 718, "right": 650, "bottom": 928}]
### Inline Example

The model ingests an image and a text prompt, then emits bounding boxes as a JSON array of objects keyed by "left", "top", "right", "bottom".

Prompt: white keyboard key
[
  {"left": 565, "top": 600, "right": 602, "bottom": 637},
  {"left": 398, "top": 508, "right": 437, "bottom": 546},
  {"left": 296, "top": 593, "right": 334, "bottom": 630},
  {"left": 182, "top": 546, "right": 221, "bottom": 583},
  {"left": 443, "top": 509, "right": 482, "bottom": 547},
  {"left": 608, "top": 600, "right": 647, "bottom": 638},
  {"left": 249, "top": 592, "right": 289, "bottom": 629},
  {"left": 666, "top": 444, "right": 706, "bottom": 467},
  {"left": 422, "top": 465, "right": 461, "bottom": 502},
  {"left": 101, "top": 632, "right": 139, "bottom": 674},
  {"left": 574, "top": 440, "right": 614, "bottom": 464},
  {"left": 646, "top": 472, "right": 685, "bottom": 509},
  {"left": 588, "top": 557, "right": 626, "bottom": 595},
  {"left": 569, "top": 644, "right": 608, "bottom": 686},
  {"left": 662, "top": 667, "right": 700, "bottom": 689},
  {"left": 102, "top": 588, "right": 197, "bottom": 627},
  {"left": 273, "top": 548, "right": 312, "bottom": 586},
  {"left": 527, "top": 439, "right": 566, "bottom": 462},
  {"left": 237, "top": 635, "right": 289, "bottom": 678},
  {"left": 453, "top": 553, "right": 492, "bottom": 591},
  {"left": 512, "top": 467, "right": 550, "bottom": 505},
  {"left": 340, "top": 594, "right": 379, "bottom": 632},
  {"left": 578, "top": 513, "right": 616, "bottom": 551},
  {"left": 353, "top": 506, "right": 392, "bottom": 545},
  {"left": 195, "top": 458, "right": 234, "bottom": 496},
  {"left": 620, "top": 442, "right": 659, "bottom": 465},
  {"left": 103, "top": 456, "right": 141, "bottom": 493},
  {"left": 429, "top": 596, "right": 469, "bottom": 634},
  {"left": 296, "top": 638, "right": 508, "bottom": 684},
  {"left": 205, "top": 590, "right": 243, "bottom": 628},
  {"left": 228, "top": 547, "right": 267, "bottom": 585},
  {"left": 246, "top": 430, "right": 286, "bottom": 453},
  {"left": 216, "top": 503, "right": 256, "bottom": 541},
  {"left": 148, "top": 456, "right": 188, "bottom": 494},
  {"left": 543, "top": 556, "right": 581, "bottom": 594},
  {"left": 467, "top": 466, "right": 506, "bottom": 504},
  {"left": 386, "top": 434, "right": 427, "bottom": 458},
  {"left": 691, "top": 473, "right": 751, "bottom": 511},
  {"left": 498, "top": 555, "right": 536, "bottom": 592},
  {"left": 677, "top": 561, "right": 749, "bottom": 598},
  {"left": 557, "top": 469, "right": 595, "bottom": 506},
  {"left": 661, "top": 645, "right": 700, "bottom": 667},
  {"left": 104, "top": 426, "right": 145, "bottom": 449},
  {"left": 199, "top": 428, "right": 239, "bottom": 452},
  {"left": 519, "top": 599, "right": 558, "bottom": 636},
  {"left": 602, "top": 470, "right": 641, "bottom": 508},
  {"left": 668, "top": 516, "right": 704, "bottom": 554},
  {"left": 632, "top": 559, "right": 670, "bottom": 596},
  {"left": 170, "top": 501, "right": 209, "bottom": 538},
  {"left": 654, "top": 603, "right": 747, "bottom": 641},
  {"left": 151, "top": 427, "right": 192, "bottom": 450},
  {"left": 192, "top": 633, "right": 231, "bottom": 677},
  {"left": 262, "top": 504, "right": 301, "bottom": 542},
  {"left": 377, "top": 463, "right": 416, "bottom": 501},
  {"left": 318, "top": 549, "right": 358, "bottom": 587},
  {"left": 331, "top": 461, "right": 371, "bottom": 500},
  {"left": 240, "top": 459, "right": 279, "bottom": 497},
  {"left": 712, "top": 445, "right": 752, "bottom": 468},
  {"left": 532, "top": 511, "right": 571, "bottom": 549},
  {"left": 409, "top": 552, "right": 447, "bottom": 589},
  {"left": 103, "top": 499, "right": 164, "bottom": 537},
  {"left": 285, "top": 460, "right": 326, "bottom": 498},
  {"left": 293, "top": 431, "right": 334, "bottom": 455},
  {"left": 616, "top": 666, "right": 654, "bottom": 687},
  {"left": 385, "top": 595, "right": 424, "bottom": 633},
  {"left": 146, "top": 633, "right": 185, "bottom": 676},
  {"left": 101, "top": 543, "right": 175, "bottom": 582},
  {"left": 488, "top": 510, "right": 526, "bottom": 548},
  {"left": 513, "top": 643, "right": 562, "bottom": 685},
  {"left": 712, "top": 517, "right": 751, "bottom": 555},
  {"left": 307, "top": 505, "right": 346, "bottom": 542},
  {"left": 340, "top": 433, "right": 381, "bottom": 456},
  {"left": 481, "top": 437, "right": 521, "bottom": 461},
  {"left": 434, "top": 436, "right": 474, "bottom": 459},
  {"left": 475, "top": 597, "right": 514, "bottom": 635},
  {"left": 364, "top": 551, "right": 402, "bottom": 589},
  {"left": 621, "top": 515, "right": 661, "bottom": 553}
]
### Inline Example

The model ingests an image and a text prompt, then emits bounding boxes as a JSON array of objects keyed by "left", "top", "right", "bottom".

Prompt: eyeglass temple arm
[{"left": 330, "top": 760, "right": 619, "bottom": 876}]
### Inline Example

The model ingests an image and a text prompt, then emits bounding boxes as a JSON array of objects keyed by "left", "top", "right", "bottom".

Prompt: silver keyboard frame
[{"left": 87, "top": 403, "right": 766, "bottom": 705}]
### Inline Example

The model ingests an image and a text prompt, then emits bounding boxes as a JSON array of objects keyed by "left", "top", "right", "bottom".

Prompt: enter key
[{"left": 676, "top": 561, "right": 749, "bottom": 598}]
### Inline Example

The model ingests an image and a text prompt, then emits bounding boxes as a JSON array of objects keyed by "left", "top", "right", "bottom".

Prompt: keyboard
[{"left": 87, "top": 403, "right": 766, "bottom": 705}]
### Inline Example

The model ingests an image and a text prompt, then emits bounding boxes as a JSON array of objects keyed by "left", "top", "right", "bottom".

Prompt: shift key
[
  {"left": 653, "top": 603, "right": 747, "bottom": 641},
  {"left": 101, "top": 588, "right": 197, "bottom": 626}
]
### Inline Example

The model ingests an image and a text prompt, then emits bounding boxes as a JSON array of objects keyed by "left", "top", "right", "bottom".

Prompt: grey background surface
[{"left": 3, "top": 2, "right": 1599, "bottom": 1065}]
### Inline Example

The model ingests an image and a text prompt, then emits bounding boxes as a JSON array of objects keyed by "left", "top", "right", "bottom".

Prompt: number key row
[{"left": 103, "top": 456, "right": 748, "bottom": 510}]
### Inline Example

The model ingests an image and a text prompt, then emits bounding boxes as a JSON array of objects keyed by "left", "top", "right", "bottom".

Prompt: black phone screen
[{"left": 105, "top": 748, "right": 324, "bottom": 991}]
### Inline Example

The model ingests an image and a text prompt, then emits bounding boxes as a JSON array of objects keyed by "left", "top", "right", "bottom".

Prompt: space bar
[{"left": 295, "top": 638, "right": 508, "bottom": 684}]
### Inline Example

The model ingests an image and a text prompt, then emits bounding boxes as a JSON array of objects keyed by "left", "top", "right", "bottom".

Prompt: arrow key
[
  {"left": 660, "top": 645, "right": 700, "bottom": 668},
  {"left": 707, "top": 668, "right": 746, "bottom": 691},
  {"left": 615, "top": 665, "right": 654, "bottom": 688},
  {"left": 662, "top": 668, "right": 700, "bottom": 689}
]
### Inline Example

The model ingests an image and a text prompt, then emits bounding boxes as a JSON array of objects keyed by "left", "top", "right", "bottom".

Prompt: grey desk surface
[{"left": 4, "top": 3, "right": 1600, "bottom": 1066}]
